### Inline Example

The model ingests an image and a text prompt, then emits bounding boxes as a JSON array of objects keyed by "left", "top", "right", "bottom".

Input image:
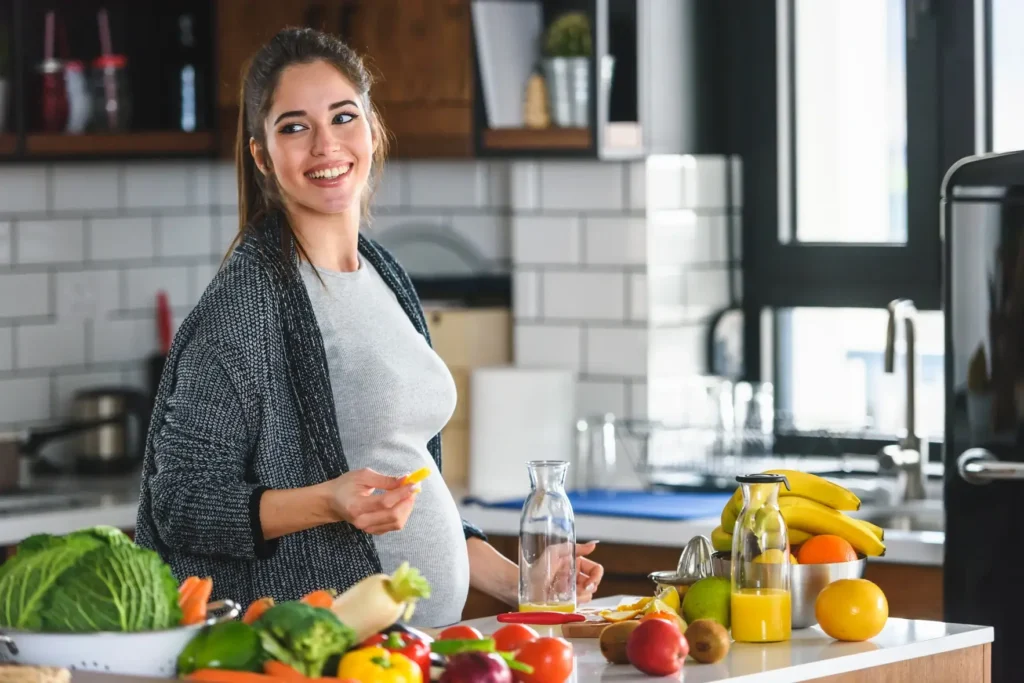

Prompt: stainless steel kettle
[{"left": 68, "top": 386, "right": 150, "bottom": 475}]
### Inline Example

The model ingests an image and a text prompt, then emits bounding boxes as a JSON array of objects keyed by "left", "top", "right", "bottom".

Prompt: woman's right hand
[{"left": 326, "top": 468, "right": 419, "bottom": 535}]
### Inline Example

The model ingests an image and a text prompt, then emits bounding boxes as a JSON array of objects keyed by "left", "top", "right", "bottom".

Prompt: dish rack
[{"left": 572, "top": 378, "right": 878, "bottom": 491}]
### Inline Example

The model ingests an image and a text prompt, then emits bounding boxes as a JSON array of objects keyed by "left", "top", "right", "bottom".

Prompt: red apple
[{"left": 626, "top": 618, "right": 690, "bottom": 676}]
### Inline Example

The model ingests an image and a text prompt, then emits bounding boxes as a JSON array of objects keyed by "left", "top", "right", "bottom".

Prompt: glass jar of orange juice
[{"left": 730, "top": 473, "right": 792, "bottom": 643}]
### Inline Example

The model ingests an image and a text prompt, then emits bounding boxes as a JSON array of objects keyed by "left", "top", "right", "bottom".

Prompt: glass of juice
[
  {"left": 730, "top": 473, "right": 793, "bottom": 643},
  {"left": 518, "top": 460, "right": 577, "bottom": 613}
]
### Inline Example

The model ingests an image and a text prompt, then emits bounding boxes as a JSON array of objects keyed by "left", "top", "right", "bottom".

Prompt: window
[
  {"left": 990, "top": 0, "right": 1024, "bottom": 153},
  {"left": 724, "top": 0, "right": 978, "bottom": 455},
  {"left": 790, "top": 0, "right": 907, "bottom": 245}
]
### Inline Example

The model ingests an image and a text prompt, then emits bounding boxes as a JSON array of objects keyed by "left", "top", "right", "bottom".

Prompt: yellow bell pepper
[{"left": 337, "top": 646, "right": 423, "bottom": 683}]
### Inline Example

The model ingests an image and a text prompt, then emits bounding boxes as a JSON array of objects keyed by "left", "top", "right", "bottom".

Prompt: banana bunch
[{"left": 711, "top": 469, "right": 886, "bottom": 557}]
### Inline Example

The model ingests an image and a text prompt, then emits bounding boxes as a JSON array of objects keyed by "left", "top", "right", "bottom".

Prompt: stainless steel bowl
[{"left": 710, "top": 551, "right": 867, "bottom": 629}]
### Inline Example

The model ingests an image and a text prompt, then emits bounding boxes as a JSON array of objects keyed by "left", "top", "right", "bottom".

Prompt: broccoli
[{"left": 252, "top": 601, "right": 356, "bottom": 676}]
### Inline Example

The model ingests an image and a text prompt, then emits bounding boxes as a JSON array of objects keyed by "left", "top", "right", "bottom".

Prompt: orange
[
  {"left": 815, "top": 579, "right": 888, "bottom": 641},
  {"left": 797, "top": 534, "right": 857, "bottom": 564},
  {"left": 640, "top": 611, "right": 686, "bottom": 631}
]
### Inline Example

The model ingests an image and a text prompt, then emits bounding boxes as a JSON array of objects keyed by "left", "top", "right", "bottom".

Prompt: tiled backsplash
[
  {"left": 511, "top": 156, "right": 741, "bottom": 422},
  {"left": 0, "top": 155, "right": 739, "bottom": 432}
]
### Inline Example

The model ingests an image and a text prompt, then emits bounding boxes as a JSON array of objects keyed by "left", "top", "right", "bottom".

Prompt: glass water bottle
[
  {"left": 730, "top": 473, "right": 793, "bottom": 643},
  {"left": 518, "top": 460, "right": 577, "bottom": 613}
]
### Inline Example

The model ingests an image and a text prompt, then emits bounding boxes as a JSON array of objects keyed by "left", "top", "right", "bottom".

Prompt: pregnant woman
[{"left": 134, "top": 27, "right": 603, "bottom": 626}]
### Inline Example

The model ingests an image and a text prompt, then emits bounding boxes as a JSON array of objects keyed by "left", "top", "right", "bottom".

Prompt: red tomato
[
  {"left": 492, "top": 623, "right": 539, "bottom": 652},
  {"left": 439, "top": 624, "right": 484, "bottom": 640},
  {"left": 513, "top": 636, "right": 574, "bottom": 683}
]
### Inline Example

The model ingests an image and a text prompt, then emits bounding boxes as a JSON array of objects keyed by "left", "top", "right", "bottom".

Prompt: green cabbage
[
  {"left": 42, "top": 544, "right": 181, "bottom": 633},
  {"left": 0, "top": 526, "right": 181, "bottom": 633}
]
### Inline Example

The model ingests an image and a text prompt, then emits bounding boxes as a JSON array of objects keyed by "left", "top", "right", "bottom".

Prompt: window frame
[{"left": 723, "top": 0, "right": 980, "bottom": 457}]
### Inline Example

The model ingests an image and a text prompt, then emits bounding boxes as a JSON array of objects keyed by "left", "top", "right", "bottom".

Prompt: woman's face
[{"left": 256, "top": 60, "right": 374, "bottom": 217}]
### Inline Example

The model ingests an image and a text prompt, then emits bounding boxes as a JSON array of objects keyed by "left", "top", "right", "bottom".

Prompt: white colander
[{"left": 0, "top": 600, "right": 239, "bottom": 678}]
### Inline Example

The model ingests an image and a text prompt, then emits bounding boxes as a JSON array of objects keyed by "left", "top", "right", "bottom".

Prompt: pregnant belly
[{"left": 370, "top": 484, "right": 471, "bottom": 627}]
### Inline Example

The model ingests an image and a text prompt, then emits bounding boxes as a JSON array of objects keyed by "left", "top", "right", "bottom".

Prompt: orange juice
[
  {"left": 519, "top": 601, "right": 576, "bottom": 613},
  {"left": 731, "top": 588, "right": 791, "bottom": 642}
]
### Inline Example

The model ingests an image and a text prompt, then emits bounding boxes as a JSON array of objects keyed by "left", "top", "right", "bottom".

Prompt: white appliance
[{"left": 467, "top": 366, "right": 576, "bottom": 502}]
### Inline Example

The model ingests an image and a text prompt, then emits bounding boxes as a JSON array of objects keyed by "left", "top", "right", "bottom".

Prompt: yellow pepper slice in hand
[
  {"left": 338, "top": 646, "right": 423, "bottom": 683},
  {"left": 403, "top": 466, "right": 431, "bottom": 486}
]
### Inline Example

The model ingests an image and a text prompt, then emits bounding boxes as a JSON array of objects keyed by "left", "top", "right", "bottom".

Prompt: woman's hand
[
  {"left": 327, "top": 468, "right": 419, "bottom": 535},
  {"left": 575, "top": 541, "right": 605, "bottom": 604}
]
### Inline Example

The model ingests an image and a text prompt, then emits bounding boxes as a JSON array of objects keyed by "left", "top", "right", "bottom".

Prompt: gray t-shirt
[{"left": 299, "top": 257, "right": 470, "bottom": 627}]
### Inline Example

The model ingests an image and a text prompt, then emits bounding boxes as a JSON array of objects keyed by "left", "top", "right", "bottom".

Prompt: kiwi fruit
[
  {"left": 685, "top": 619, "right": 731, "bottom": 664},
  {"left": 599, "top": 620, "right": 642, "bottom": 664}
]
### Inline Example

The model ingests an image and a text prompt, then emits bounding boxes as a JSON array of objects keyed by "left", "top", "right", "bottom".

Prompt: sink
[
  {"left": 850, "top": 500, "right": 944, "bottom": 533},
  {"left": 0, "top": 492, "right": 104, "bottom": 516}
]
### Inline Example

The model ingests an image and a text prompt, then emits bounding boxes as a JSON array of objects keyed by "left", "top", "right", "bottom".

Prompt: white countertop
[
  {"left": 461, "top": 596, "right": 992, "bottom": 683},
  {"left": 0, "top": 477, "right": 943, "bottom": 567}
]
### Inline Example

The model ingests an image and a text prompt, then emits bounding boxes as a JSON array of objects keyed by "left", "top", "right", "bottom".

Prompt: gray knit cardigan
[{"left": 134, "top": 211, "right": 486, "bottom": 609}]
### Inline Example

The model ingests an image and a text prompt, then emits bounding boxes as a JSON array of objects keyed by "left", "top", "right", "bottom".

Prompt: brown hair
[{"left": 228, "top": 27, "right": 389, "bottom": 261}]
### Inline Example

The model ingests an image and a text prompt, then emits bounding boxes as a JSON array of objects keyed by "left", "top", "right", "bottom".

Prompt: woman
[{"left": 134, "top": 27, "right": 603, "bottom": 626}]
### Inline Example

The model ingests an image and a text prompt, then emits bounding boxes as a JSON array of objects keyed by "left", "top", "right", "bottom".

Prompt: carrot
[
  {"left": 300, "top": 589, "right": 336, "bottom": 610},
  {"left": 263, "top": 660, "right": 307, "bottom": 679},
  {"left": 242, "top": 596, "right": 275, "bottom": 625},
  {"left": 185, "top": 670, "right": 277, "bottom": 682},
  {"left": 178, "top": 576, "right": 200, "bottom": 598},
  {"left": 181, "top": 577, "right": 213, "bottom": 625}
]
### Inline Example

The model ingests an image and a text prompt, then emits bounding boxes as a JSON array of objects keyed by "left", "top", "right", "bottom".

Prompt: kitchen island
[
  {"left": 58, "top": 595, "right": 992, "bottom": 682},
  {"left": 457, "top": 596, "right": 992, "bottom": 683}
]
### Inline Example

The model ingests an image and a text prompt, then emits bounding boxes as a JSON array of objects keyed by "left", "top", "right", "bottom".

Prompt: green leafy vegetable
[
  {"left": 0, "top": 526, "right": 180, "bottom": 633},
  {"left": 41, "top": 544, "right": 181, "bottom": 633},
  {"left": 0, "top": 533, "right": 103, "bottom": 630},
  {"left": 253, "top": 601, "right": 356, "bottom": 677}
]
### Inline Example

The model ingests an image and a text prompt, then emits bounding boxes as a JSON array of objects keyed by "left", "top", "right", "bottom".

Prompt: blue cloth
[{"left": 463, "top": 490, "right": 732, "bottom": 521}]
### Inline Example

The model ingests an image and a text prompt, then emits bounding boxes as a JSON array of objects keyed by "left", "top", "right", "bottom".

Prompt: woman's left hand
[{"left": 575, "top": 541, "right": 604, "bottom": 604}]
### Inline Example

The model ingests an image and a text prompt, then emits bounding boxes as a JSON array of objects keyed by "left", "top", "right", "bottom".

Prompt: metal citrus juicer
[{"left": 649, "top": 535, "right": 715, "bottom": 597}]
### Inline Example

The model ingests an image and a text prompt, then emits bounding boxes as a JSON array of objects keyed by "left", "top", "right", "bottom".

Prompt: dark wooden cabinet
[
  {"left": 213, "top": 0, "right": 320, "bottom": 158},
  {"left": 346, "top": 0, "right": 473, "bottom": 158},
  {"left": 460, "top": 534, "right": 947, "bottom": 623},
  {"left": 214, "top": 0, "right": 473, "bottom": 160}
]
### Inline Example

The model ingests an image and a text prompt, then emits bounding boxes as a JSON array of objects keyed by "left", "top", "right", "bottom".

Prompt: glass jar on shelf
[
  {"left": 730, "top": 473, "right": 792, "bottom": 643},
  {"left": 90, "top": 54, "right": 131, "bottom": 131},
  {"left": 518, "top": 460, "right": 577, "bottom": 613}
]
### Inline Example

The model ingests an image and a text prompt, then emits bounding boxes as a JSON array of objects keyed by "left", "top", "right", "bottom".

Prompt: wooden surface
[
  {"left": 214, "top": 0, "right": 474, "bottom": 159},
  {"left": 0, "top": 134, "right": 16, "bottom": 155},
  {"left": 24, "top": 132, "right": 215, "bottom": 157},
  {"left": 215, "top": 0, "right": 320, "bottom": 158},
  {"left": 560, "top": 619, "right": 614, "bottom": 639},
  {"left": 460, "top": 535, "right": 946, "bottom": 623},
  {"left": 863, "top": 562, "right": 944, "bottom": 621},
  {"left": 425, "top": 307, "right": 512, "bottom": 491},
  {"left": 807, "top": 643, "right": 989, "bottom": 683},
  {"left": 346, "top": 0, "right": 474, "bottom": 158},
  {"left": 482, "top": 127, "right": 593, "bottom": 151}
]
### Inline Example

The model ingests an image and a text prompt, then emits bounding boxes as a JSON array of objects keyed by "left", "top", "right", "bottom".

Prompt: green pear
[{"left": 682, "top": 577, "right": 732, "bottom": 629}]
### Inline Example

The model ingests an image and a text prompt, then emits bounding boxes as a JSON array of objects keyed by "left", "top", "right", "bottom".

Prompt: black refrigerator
[{"left": 943, "top": 149, "right": 1024, "bottom": 683}]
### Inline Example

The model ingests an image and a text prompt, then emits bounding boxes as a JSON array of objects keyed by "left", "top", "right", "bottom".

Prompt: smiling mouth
[{"left": 305, "top": 164, "right": 353, "bottom": 180}]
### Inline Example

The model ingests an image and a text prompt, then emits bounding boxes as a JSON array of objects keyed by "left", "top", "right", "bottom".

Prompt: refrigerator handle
[{"left": 957, "top": 448, "right": 1024, "bottom": 485}]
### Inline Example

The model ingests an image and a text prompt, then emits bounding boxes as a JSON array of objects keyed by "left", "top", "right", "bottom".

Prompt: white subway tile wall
[
  {"left": 511, "top": 155, "right": 742, "bottom": 422},
  {"left": 0, "top": 161, "right": 232, "bottom": 427},
  {"left": 0, "top": 155, "right": 740, "bottom": 430}
]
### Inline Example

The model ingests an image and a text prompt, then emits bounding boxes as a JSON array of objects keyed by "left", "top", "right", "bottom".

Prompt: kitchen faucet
[{"left": 879, "top": 298, "right": 929, "bottom": 501}]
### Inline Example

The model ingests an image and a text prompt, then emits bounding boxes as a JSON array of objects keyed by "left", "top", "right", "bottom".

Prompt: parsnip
[{"left": 330, "top": 562, "right": 432, "bottom": 642}]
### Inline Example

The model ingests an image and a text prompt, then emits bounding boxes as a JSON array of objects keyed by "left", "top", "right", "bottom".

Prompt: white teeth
[{"left": 306, "top": 165, "right": 351, "bottom": 180}]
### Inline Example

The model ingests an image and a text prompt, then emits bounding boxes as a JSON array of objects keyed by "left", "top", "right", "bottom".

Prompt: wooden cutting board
[{"left": 560, "top": 619, "right": 614, "bottom": 638}]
